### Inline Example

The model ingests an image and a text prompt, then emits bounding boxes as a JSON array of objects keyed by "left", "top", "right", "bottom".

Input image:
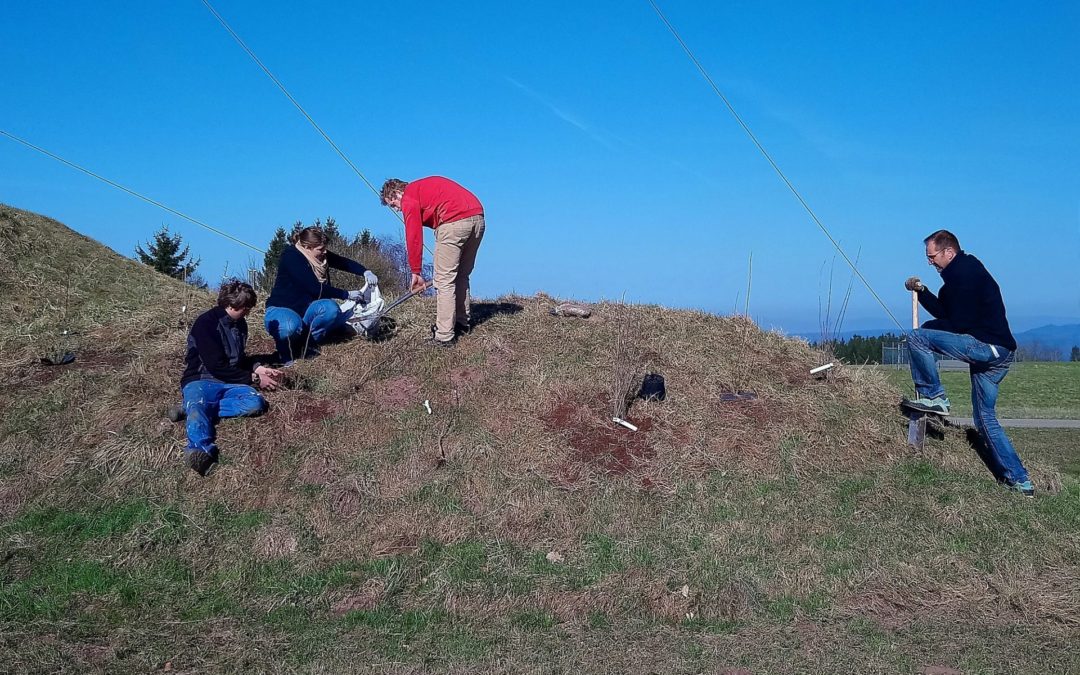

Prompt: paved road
[{"left": 947, "top": 417, "right": 1080, "bottom": 429}]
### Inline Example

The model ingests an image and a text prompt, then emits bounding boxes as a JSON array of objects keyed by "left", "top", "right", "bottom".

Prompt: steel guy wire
[
  {"left": 1, "top": 129, "right": 265, "bottom": 254},
  {"left": 647, "top": 0, "right": 905, "bottom": 332},
  {"left": 199, "top": 0, "right": 433, "bottom": 257}
]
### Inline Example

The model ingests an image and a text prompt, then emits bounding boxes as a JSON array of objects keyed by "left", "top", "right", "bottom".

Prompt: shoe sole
[{"left": 901, "top": 400, "right": 949, "bottom": 416}]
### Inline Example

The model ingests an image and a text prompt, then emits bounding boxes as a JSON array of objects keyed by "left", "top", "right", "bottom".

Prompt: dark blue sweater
[
  {"left": 265, "top": 246, "right": 368, "bottom": 316},
  {"left": 180, "top": 306, "right": 257, "bottom": 388},
  {"left": 917, "top": 250, "right": 1017, "bottom": 351}
]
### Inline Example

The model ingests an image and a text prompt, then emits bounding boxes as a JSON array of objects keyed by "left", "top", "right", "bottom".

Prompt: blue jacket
[
  {"left": 180, "top": 306, "right": 257, "bottom": 388},
  {"left": 917, "top": 250, "right": 1017, "bottom": 351},
  {"left": 265, "top": 246, "right": 368, "bottom": 316}
]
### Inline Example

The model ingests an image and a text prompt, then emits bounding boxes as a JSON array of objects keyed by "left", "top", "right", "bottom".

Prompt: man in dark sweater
[
  {"left": 180, "top": 280, "right": 282, "bottom": 476},
  {"left": 904, "top": 230, "right": 1033, "bottom": 496}
]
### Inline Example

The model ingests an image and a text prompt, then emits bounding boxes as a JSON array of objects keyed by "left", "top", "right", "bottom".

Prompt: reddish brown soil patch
[
  {"left": 448, "top": 366, "right": 485, "bottom": 393},
  {"left": 542, "top": 394, "right": 655, "bottom": 475},
  {"left": 374, "top": 375, "right": 421, "bottom": 410},
  {"left": 291, "top": 397, "right": 339, "bottom": 424}
]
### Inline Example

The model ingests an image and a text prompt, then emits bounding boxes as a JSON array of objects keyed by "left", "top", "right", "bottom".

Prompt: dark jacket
[
  {"left": 917, "top": 250, "right": 1017, "bottom": 351},
  {"left": 180, "top": 306, "right": 257, "bottom": 388},
  {"left": 265, "top": 246, "right": 368, "bottom": 316}
]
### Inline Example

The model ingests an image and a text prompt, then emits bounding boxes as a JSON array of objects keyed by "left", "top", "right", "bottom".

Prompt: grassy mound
[{"left": 1, "top": 206, "right": 1077, "bottom": 673}]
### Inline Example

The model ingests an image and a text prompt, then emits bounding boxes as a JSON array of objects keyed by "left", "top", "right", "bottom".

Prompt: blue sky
[{"left": 3, "top": 0, "right": 1078, "bottom": 334}]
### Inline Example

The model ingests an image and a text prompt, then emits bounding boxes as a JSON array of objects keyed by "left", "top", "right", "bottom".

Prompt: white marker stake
[
  {"left": 911, "top": 290, "right": 919, "bottom": 329},
  {"left": 810, "top": 363, "right": 834, "bottom": 375},
  {"left": 423, "top": 400, "right": 432, "bottom": 415},
  {"left": 613, "top": 417, "right": 638, "bottom": 432}
]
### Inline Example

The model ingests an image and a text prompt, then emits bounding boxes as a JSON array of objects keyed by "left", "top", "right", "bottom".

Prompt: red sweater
[{"left": 400, "top": 176, "right": 483, "bottom": 274}]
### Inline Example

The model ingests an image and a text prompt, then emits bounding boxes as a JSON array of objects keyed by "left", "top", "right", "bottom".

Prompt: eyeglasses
[{"left": 926, "top": 248, "right": 950, "bottom": 261}]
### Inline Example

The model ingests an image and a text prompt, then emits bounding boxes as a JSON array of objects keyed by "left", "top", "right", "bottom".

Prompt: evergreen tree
[
  {"left": 1071, "top": 346, "right": 1080, "bottom": 362},
  {"left": 255, "top": 226, "right": 290, "bottom": 290},
  {"left": 134, "top": 225, "right": 200, "bottom": 280}
]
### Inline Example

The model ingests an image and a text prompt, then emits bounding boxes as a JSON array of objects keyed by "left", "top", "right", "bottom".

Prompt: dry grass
[{"left": 2, "top": 205, "right": 1079, "bottom": 673}]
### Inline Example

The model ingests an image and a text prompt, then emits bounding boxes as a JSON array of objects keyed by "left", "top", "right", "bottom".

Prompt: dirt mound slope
[{"left": 1, "top": 206, "right": 1077, "bottom": 673}]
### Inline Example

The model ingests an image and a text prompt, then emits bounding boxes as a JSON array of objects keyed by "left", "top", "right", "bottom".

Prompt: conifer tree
[{"left": 134, "top": 225, "right": 201, "bottom": 280}]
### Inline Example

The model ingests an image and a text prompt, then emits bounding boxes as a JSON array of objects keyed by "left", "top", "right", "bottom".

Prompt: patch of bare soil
[
  {"left": 21, "top": 349, "right": 131, "bottom": 387},
  {"left": 374, "top": 375, "right": 421, "bottom": 410},
  {"left": 291, "top": 397, "right": 340, "bottom": 424},
  {"left": 448, "top": 366, "right": 486, "bottom": 394},
  {"left": 541, "top": 393, "right": 655, "bottom": 475}
]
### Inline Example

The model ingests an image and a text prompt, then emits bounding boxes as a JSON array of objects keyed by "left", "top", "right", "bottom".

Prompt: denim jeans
[
  {"left": 907, "top": 327, "right": 1029, "bottom": 484},
  {"left": 182, "top": 380, "right": 267, "bottom": 456},
  {"left": 265, "top": 300, "right": 351, "bottom": 361}
]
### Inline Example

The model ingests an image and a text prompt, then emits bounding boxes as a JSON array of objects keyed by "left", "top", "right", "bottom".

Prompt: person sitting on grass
[
  {"left": 179, "top": 280, "right": 283, "bottom": 477},
  {"left": 904, "top": 229, "right": 1033, "bottom": 497},
  {"left": 264, "top": 225, "right": 378, "bottom": 363}
]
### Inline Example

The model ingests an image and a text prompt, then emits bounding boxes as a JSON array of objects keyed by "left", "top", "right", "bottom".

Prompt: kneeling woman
[{"left": 265, "top": 226, "right": 377, "bottom": 362}]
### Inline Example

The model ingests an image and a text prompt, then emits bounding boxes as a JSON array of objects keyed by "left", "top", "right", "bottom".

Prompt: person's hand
[
  {"left": 347, "top": 289, "right": 364, "bottom": 301},
  {"left": 410, "top": 274, "right": 428, "bottom": 293},
  {"left": 254, "top": 365, "right": 283, "bottom": 391},
  {"left": 905, "top": 276, "right": 925, "bottom": 292},
  {"left": 364, "top": 270, "right": 379, "bottom": 287}
]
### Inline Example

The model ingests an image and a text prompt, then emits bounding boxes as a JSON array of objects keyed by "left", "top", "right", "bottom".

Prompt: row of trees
[
  {"left": 134, "top": 219, "right": 413, "bottom": 296},
  {"left": 817, "top": 333, "right": 1080, "bottom": 364}
]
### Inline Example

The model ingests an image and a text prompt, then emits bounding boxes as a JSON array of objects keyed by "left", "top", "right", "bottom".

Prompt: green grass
[{"left": 881, "top": 361, "right": 1080, "bottom": 418}]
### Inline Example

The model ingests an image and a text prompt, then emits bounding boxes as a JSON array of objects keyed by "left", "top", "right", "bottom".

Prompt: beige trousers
[{"left": 433, "top": 215, "right": 485, "bottom": 342}]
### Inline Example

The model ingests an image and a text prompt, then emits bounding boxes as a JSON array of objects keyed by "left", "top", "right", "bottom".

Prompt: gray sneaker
[{"left": 903, "top": 396, "right": 951, "bottom": 415}]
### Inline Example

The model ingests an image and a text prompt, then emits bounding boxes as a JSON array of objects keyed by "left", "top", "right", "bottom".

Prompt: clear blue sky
[{"left": 3, "top": 1, "right": 1078, "bottom": 334}]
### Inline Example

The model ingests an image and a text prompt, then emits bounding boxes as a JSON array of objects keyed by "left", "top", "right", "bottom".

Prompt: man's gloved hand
[
  {"left": 364, "top": 270, "right": 379, "bottom": 287},
  {"left": 347, "top": 289, "right": 364, "bottom": 301},
  {"left": 905, "top": 276, "right": 925, "bottom": 292}
]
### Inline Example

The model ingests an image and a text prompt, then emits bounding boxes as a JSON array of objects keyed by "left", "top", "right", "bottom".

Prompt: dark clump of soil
[
  {"left": 23, "top": 349, "right": 131, "bottom": 387},
  {"left": 291, "top": 397, "right": 340, "bottom": 424},
  {"left": 542, "top": 393, "right": 655, "bottom": 475}
]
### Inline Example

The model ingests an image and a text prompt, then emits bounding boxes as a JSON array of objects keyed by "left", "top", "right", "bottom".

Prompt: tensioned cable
[
  {"left": 1, "top": 129, "right": 265, "bottom": 253},
  {"left": 199, "top": 0, "right": 434, "bottom": 258},
  {"left": 647, "top": 0, "right": 905, "bottom": 331}
]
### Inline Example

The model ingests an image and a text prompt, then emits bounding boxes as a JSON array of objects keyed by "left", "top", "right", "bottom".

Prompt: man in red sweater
[{"left": 380, "top": 176, "right": 485, "bottom": 346}]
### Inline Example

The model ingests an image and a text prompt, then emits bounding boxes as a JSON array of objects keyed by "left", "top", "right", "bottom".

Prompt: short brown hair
[
  {"left": 291, "top": 226, "right": 328, "bottom": 248},
  {"left": 380, "top": 179, "right": 408, "bottom": 205},
  {"left": 924, "top": 229, "right": 960, "bottom": 252},
  {"left": 217, "top": 279, "right": 257, "bottom": 309}
]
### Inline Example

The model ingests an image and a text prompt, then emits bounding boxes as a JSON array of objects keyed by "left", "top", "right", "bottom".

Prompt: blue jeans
[
  {"left": 182, "top": 380, "right": 267, "bottom": 456},
  {"left": 265, "top": 300, "right": 351, "bottom": 361},
  {"left": 907, "top": 327, "right": 1029, "bottom": 484}
]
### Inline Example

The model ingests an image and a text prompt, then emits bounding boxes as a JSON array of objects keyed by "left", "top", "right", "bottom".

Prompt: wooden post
[{"left": 911, "top": 290, "right": 919, "bottom": 329}]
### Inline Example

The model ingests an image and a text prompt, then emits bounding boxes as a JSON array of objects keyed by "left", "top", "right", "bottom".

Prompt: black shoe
[
  {"left": 430, "top": 324, "right": 461, "bottom": 345},
  {"left": 186, "top": 451, "right": 217, "bottom": 477},
  {"left": 430, "top": 336, "right": 457, "bottom": 349},
  {"left": 166, "top": 405, "right": 186, "bottom": 423},
  {"left": 454, "top": 323, "right": 472, "bottom": 337}
]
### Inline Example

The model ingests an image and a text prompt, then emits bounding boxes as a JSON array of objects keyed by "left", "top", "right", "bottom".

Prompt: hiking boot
[
  {"left": 430, "top": 337, "right": 457, "bottom": 349},
  {"left": 454, "top": 322, "right": 472, "bottom": 337},
  {"left": 1004, "top": 479, "right": 1035, "bottom": 498},
  {"left": 186, "top": 451, "right": 217, "bottom": 477},
  {"left": 903, "top": 396, "right": 951, "bottom": 415},
  {"left": 166, "top": 405, "right": 186, "bottom": 423},
  {"left": 430, "top": 324, "right": 460, "bottom": 345}
]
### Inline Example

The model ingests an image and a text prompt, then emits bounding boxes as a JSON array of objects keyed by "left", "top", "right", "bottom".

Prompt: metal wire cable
[
  {"left": 1, "top": 129, "right": 265, "bottom": 254},
  {"left": 199, "top": 0, "right": 434, "bottom": 258},
  {"left": 648, "top": 0, "right": 905, "bottom": 331}
]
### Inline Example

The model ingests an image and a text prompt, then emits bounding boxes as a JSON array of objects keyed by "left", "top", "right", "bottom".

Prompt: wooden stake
[{"left": 911, "top": 290, "right": 918, "bottom": 329}]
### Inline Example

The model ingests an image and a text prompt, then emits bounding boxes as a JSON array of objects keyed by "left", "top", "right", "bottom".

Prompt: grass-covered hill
[{"left": 1, "top": 204, "right": 1078, "bottom": 673}]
